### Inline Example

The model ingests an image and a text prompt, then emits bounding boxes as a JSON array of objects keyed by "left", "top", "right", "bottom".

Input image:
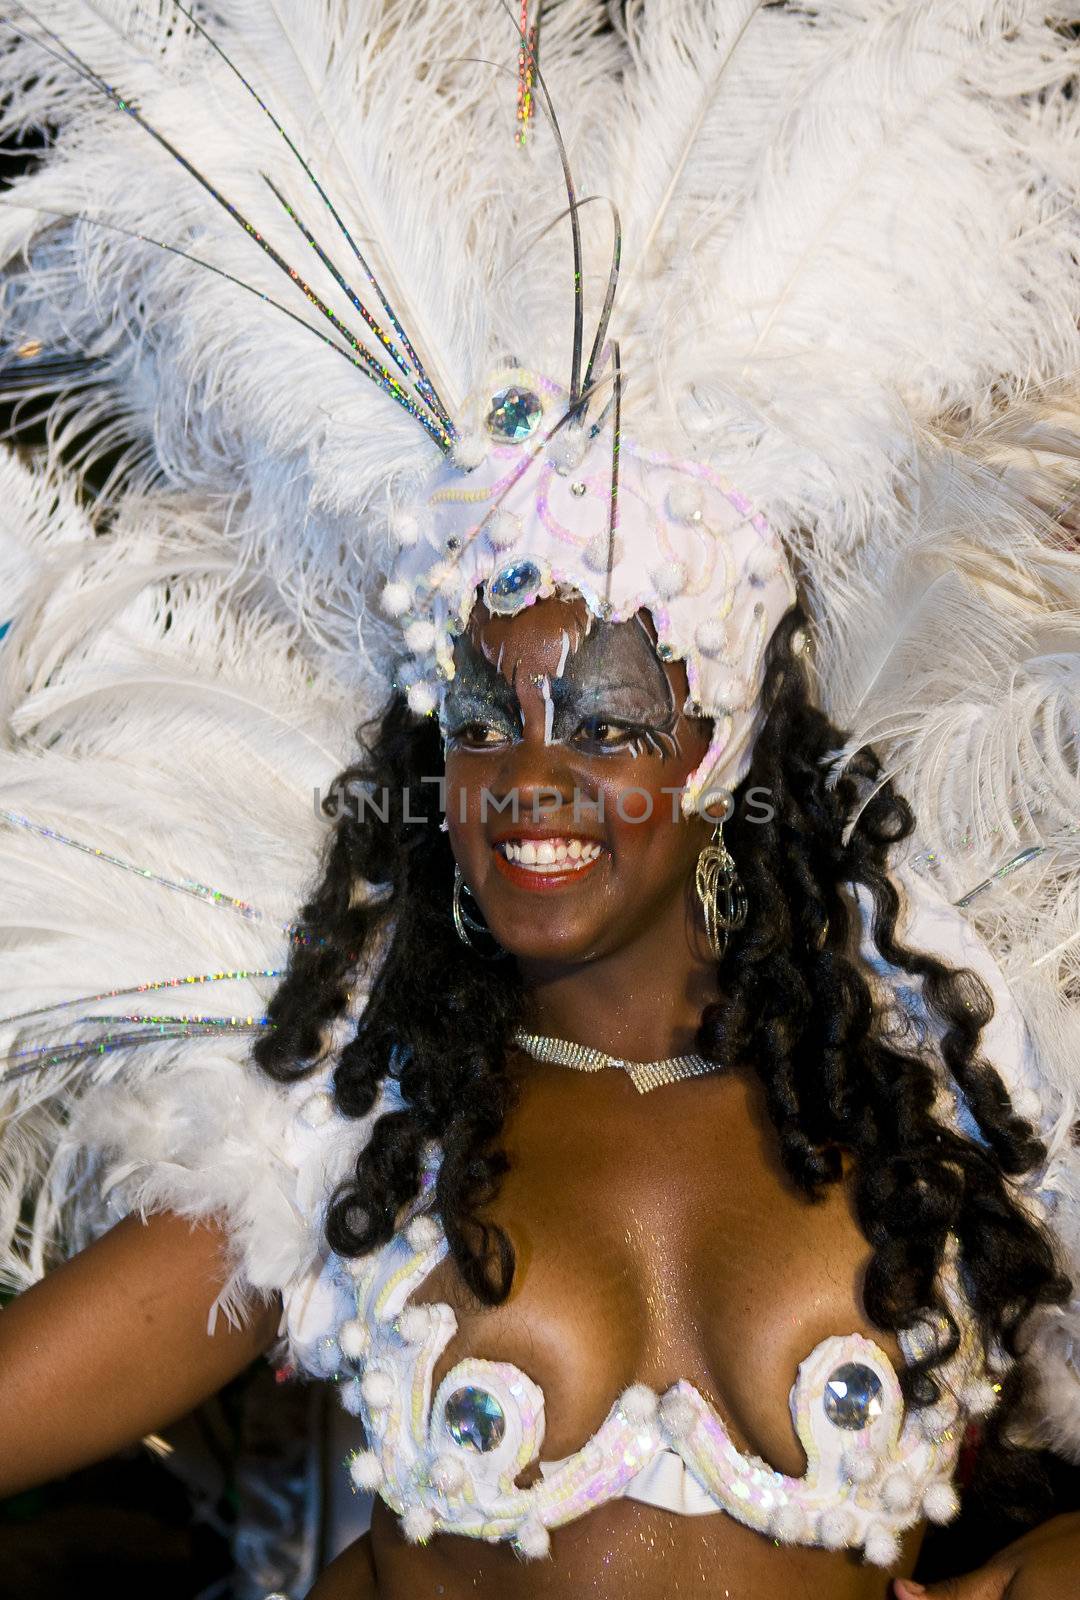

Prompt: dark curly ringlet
[{"left": 254, "top": 603, "right": 1069, "bottom": 1517}]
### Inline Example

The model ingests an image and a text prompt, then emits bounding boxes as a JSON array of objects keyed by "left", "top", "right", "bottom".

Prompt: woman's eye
[
  {"left": 446, "top": 720, "right": 512, "bottom": 748},
  {"left": 574, "top": 717, "right": 642, "bottom": 750}
]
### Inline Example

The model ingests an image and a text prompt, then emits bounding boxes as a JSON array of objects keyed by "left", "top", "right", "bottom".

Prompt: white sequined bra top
[{"left": 307, "top": 1192, "right": 994, "bottom": 1570}]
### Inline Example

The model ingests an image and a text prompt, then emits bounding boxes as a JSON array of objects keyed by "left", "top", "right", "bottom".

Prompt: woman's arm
[
  {"left": 895, "top": 1513, "right": 1080, "bottom": 1600},
  {"left": 0, "top": 1209, "right": 280, "bottom": 1497}
]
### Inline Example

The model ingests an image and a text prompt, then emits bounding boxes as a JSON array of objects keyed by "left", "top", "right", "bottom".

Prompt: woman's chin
[{"left": 484, "top": 895, "right": 614, "bottom": 965}]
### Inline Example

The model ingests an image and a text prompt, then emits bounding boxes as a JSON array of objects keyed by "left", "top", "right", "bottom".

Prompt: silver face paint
[
  {"left": 438, "top": 631, "right": 522, "bottom": 748},
  {"left": 440, "top": 614, "right": 682, "bottom": 760}
]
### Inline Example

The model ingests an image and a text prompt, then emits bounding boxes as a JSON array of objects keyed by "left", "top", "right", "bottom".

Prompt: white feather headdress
[{"left": 0, "top": 0, "right": 1079, "bottom": 1449}]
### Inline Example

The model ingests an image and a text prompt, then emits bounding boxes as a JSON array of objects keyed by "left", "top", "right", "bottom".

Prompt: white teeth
[{"left": 497, "top": 837, "right": 603, "bottom": 873}]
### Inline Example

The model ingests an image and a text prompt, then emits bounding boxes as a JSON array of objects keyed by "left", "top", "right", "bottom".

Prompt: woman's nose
[{"left": 483, "top": 736, "right": 580, "bottom": 827}]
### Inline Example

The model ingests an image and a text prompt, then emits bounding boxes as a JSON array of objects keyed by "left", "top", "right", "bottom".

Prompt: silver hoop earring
[
  {"left": 452, "top": 866, "right": 507, "bottom": 959},
  {"left": 695, "top": 822, "right": 748, "bottom": 962}
]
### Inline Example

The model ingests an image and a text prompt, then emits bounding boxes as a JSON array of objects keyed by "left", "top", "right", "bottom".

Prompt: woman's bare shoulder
[{"left": 306, "top": 1533, "right": 378, "bottom": 1599}]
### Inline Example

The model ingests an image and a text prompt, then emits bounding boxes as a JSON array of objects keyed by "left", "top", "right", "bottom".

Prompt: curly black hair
[{"left": 254, "top": 604, "right": 1069, "bottom": 1516}]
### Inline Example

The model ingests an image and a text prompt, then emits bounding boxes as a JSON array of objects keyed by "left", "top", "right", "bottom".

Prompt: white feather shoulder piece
[{"left": 0, "top": 448, "right": 378, "bottom": 1329}]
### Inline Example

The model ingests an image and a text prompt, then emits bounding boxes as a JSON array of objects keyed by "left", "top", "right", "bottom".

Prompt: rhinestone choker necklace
[{"left": 512, "top": 1029, "right": 715, "bottom": 1095}]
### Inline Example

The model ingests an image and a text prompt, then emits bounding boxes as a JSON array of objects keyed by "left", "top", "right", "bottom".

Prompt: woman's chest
[{"left": 414, "top": 1069, "right": 888, "bottom": 1473}]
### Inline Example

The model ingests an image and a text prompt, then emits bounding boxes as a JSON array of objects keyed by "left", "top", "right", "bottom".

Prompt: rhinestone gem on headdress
[
  {"left": 486, "top": 385, "right": 543, "bottom": 441},
  {"left": 823, "top": 1363, "right": 884, "bottom": 1430},
  {"left": 486, "top": 558, "right": 543, "bottom": 613},
  {"left": 443, "top": 1385, "right": 506, "bottom": 1452}
]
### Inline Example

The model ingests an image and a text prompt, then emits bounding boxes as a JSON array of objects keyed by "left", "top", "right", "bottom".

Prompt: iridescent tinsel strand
[
  {"left": 5, "top": 8, "right": 451, "bottom": 450},
  {"left": 497, "top": 0, "right": 583, "bottom": 402},
  {"left": 1, "top": 808, "right": 268, "bottom": 921},
  {"left": 0, "top": 194, "right": 446, "bottom": 442},
  {"left": 0, "top": 1021, "right": 269, "bottom": 1086},
  {"left": 515, "top": 0, "right": 539, "bottom": 147},
  {"left": 0, "top": 968, "right": 281, "bottom": 1028},
  {"left": 169, "top": 0, "right": 456, "bottom": 437}
]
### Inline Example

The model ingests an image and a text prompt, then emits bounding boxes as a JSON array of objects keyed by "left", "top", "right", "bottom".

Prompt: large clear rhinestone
[
  {"left": 486, "top": 386, "right": 542, "bottom": 441},
  {"left": 823, "top": 1363, "right": 884, "bottom": 1430},
  {"left": 486, "top": 558, "right": 542, "bottom": 613},
  {"left": 443, "top": 1385, "right": 506, "bottom": 1452}
]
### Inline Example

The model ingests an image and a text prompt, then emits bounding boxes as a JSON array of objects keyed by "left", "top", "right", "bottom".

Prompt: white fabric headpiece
[{"left": 383, "top": 366, "right": 796, "bottom": 810}]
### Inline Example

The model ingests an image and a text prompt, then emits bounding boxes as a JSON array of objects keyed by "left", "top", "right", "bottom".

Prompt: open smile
[{"left": 491, "top": 835, "right": 606, "bottom": 888}]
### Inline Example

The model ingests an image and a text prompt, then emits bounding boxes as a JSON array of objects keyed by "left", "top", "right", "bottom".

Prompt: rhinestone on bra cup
[
  {"left": 443, "top": 1385, "right": 507, "bottom": 1452},
  {"left": 823, "top": 1362, "right": 885, "bottom": 1430}
]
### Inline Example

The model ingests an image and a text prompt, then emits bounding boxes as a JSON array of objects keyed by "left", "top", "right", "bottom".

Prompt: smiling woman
[
  {"left": 2, "top": 4, "right": 1080, "bottom": 1600},
  {"left": 254, "top": 594, "right": 1067, "bottom": 1598},
  {"left": 442, "top": 598, "right": 714, "bottom": 969}
]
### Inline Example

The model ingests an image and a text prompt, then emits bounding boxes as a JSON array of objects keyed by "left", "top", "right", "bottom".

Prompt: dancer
[{"left": 1, "top": 4, "right": 1079, "bottom": 1595}]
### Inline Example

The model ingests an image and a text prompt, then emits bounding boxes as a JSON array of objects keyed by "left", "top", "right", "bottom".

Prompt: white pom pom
[
  {"left": 584, "top": 532, "right": 623, "bottom": 573},
  {"left": 659, "top": 1392, "right": 697, "bottom": 1439},
  {"left": 338, "top": 1318, "right": 370, "bottom": 1362},
  {"left": 842, "top": 1448, "right": 879, "bottom": 1486},
  {"left": 339, "top": 1379, "right": 365, "bottom": 1416},
  {"left": 922, "top": 1480, "right": 960, "bottom": 1525},
  {"left": 695, "top": 618, "right": 727, "bottom": 657},
  {"left": 404, "top": 618, "right": 437, "bottom": 654},
  {"left": 487, "top": 509, "right": 522, "bottom": 550},
  {"left": 965, "top": 1380, "right": 1001, "bottom": 1419},
  {"left": 451, "top": 431, "right": 488, "bottom": 471},
  {"left": 881, "top": 1468, "right": 915, "bottom": 1512},
  {"left": 770, "top": 1502, "right": 808, "bottom": 1543},
  {"left": 401, "top": 1504, "right": 437, "bottom": 1545},
  {"left": 407, "top": 680, "right": 438, "bottom": 716},
  {"left": 650, "top": 560, "right": 688, "bottom": 600},
  {"left": 619, "top": 1383, "right": 659, "bottom": 1425},
  {"left": 816, "top": 1508, "right": 855, "bottom": 1550},
  {"left": 429, "top": 1453, "right": 466, "bottom": 1495},
  {"left": 349, "top": 1449, "right": 384, "bottom": 1491},
  {"left": 397, "top": 1305, "right": 433, "bottom": 1344},
  {"left": 548, "top": 429, "right": 587, "bottom": 473},
  {"left": 360, "top": 1368, "right": 395, "bottom": 1409},
  {"left": 667, "top": 480, "right": 704, "bottom": 522},
  {"left": 298, "top": 1090, "right": 335, "bottom": 1128},
  {"left": 389, "top": 508, "right": 421, "bottom": 547},
  {"left": 406, "top": 1214, "right": 441, "bottom": 1252},
  {"left": 380, "top": 580, "right": 412, "bottom": 618},
  {"left": 863, "top": 1522, "right": 902, "bottom": 1568},
  {"left": 515, "top": 1516, "right": 551, "bottom": 1560}
]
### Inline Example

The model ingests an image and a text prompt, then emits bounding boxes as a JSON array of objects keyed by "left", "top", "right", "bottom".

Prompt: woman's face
[{"left": 441, "top": 593, "right": 715, "bottom": 965}]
